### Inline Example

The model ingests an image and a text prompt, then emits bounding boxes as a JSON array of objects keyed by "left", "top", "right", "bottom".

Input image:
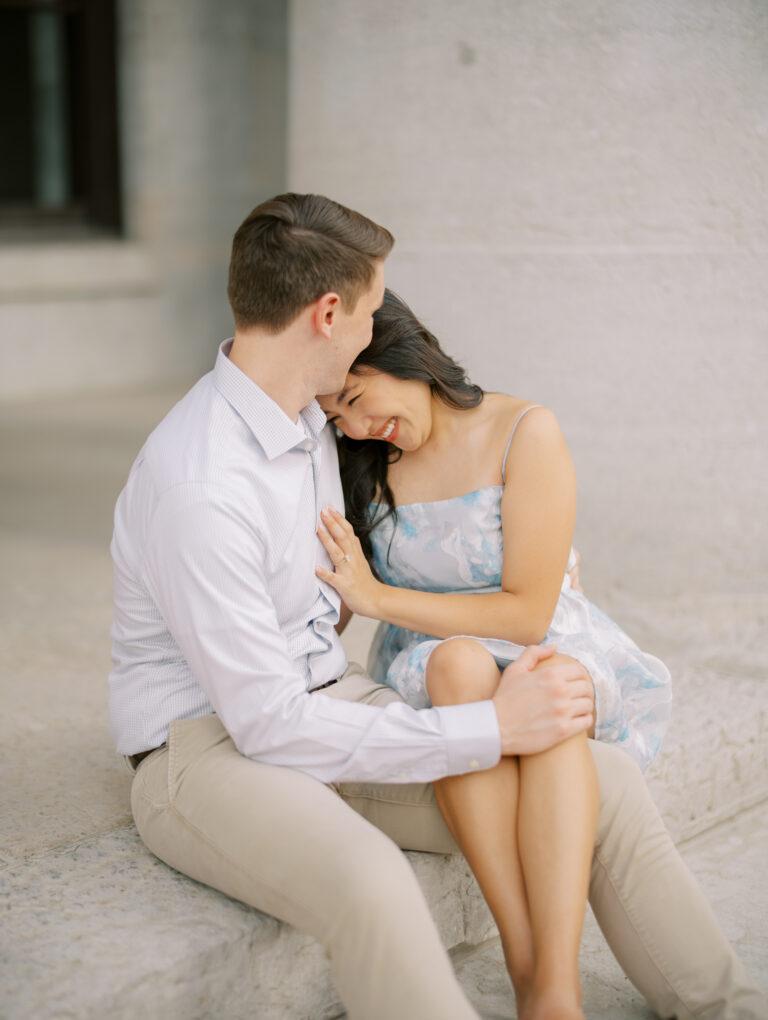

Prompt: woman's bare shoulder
[{"left": 483, "top": 392, "right": 555, "bottom": 436}]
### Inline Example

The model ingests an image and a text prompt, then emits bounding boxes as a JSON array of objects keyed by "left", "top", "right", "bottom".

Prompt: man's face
[{"left": 328, "top": 260, "right": 386, "bottom": 384}]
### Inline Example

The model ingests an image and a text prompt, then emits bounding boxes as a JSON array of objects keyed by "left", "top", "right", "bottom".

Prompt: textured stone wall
[
  {"left": 288, "top": 0, "right": 768, "bottom": 599},
  {"left": 0, "top": 0, "right": 287, "bottom": 399}
]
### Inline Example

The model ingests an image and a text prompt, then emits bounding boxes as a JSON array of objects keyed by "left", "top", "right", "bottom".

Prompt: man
[{"left": 110, "top": 193, "right": 764, "bottom": 1019}]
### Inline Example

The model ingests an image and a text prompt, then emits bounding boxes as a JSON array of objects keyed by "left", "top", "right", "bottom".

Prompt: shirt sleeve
[{"left": 142, "top": 484, "right": 501, "bottom": 785}]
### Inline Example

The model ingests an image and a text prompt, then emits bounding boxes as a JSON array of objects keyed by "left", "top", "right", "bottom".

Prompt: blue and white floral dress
[{"left": 365, "top": 406, "right": 672, "bottom": 772}]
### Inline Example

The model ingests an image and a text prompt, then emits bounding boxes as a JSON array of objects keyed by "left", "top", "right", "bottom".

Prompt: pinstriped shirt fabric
[{"left": 108, "top": 339, "right": 502, "bottom": 785}]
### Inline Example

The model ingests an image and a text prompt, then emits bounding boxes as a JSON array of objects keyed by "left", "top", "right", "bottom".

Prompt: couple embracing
[{"left": 109, "top": 193, "right": 764, "bottom": 1019}]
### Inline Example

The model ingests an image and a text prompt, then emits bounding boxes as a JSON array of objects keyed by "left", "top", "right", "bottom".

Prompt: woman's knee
[
  {"left": 521, "top": 727, "right": 590, "bottom": 768},
  {"left": 425, "top": 638, "right": 500, "bottom": 704}
]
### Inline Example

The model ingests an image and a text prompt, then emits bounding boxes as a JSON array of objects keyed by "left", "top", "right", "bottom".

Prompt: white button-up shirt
[{"left": 108, "top": 339, "right": 501, "bottom": 784}]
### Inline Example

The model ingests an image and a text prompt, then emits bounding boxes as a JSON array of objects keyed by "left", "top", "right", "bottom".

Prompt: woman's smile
[{"left": 373, "top": 417, "right": 399, "bottom": 441}]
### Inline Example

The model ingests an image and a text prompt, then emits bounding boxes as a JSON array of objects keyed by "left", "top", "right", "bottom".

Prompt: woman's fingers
[
  {"left": 321, "top": 507, "right": 353, "bottom": 537},
  {"left": 316, "top": 523, "right": 347, "bottom": 564},
  {"left": 568, "top": 546, "right": 583, "bottom": 592},
  {"left": 317, "top": 508, "right": 363, "bottom": 570}
]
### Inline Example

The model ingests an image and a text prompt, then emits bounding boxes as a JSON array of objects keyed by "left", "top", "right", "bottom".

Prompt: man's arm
[{"left": 141, "top": 484, "right": 500, "bottom": 785}]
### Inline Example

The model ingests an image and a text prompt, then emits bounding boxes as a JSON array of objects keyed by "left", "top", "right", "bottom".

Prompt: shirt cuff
[{"left": 434, "top": 698, "right": 502, "bottom": 776}]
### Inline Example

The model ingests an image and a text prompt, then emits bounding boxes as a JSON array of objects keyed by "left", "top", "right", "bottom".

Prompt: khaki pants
[{"left": 129, "top": 662, "right": 765, "bottom": 1020}]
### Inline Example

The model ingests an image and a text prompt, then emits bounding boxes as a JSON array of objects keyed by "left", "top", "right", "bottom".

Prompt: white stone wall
[
  {"left": 288, "top": 0, "right": 768, "bottom": 599},
  {"left": 0, "top": 0, "right": 287, "bottom": 400}
]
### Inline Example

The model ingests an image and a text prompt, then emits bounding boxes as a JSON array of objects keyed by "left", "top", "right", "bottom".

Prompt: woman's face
[{"left": 318, "top": 367, "right": 433, "bottom": 451}]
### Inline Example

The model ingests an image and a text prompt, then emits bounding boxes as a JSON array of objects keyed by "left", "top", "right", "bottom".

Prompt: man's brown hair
[{"left": 227, "top": 193, "right": 394, "bottom": 332}]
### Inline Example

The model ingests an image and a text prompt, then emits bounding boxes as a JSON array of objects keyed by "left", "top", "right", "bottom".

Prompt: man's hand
[{"left": 492, "top": 645, "right": 594, "bottom": 756}]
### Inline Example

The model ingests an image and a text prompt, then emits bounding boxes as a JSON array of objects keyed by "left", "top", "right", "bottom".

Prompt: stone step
[
  {"left": 0, "top": 825, "right": 497, "bottom": 1020},
  {"left": 3, "top": 796, "right": 765, "bottom": 1019}
]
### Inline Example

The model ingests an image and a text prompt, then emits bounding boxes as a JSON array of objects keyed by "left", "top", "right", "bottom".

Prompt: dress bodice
[
  {"left": 368, "top": 486, "right": 504, "bottom": 593},
  {"left": 368, "top": 485, "right": 573, "bottom": 594}
]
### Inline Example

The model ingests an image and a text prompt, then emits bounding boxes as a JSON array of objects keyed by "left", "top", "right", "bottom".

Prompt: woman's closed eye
[{"left": 327, "top": 394, "right": 360, "bottom": 425}]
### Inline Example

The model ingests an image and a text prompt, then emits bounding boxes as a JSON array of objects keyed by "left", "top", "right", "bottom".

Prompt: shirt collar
[{"left": 213, "top": 339, "right": 328, "bottom": 460}]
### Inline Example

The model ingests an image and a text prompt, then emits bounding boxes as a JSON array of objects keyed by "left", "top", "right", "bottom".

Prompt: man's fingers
[
  {"left": 555, "top": 660, "right": 593, "bottom": 685},
  {"left": 515, "top": 644, "right": 557, "bottom": 671},
  {"left": 566, "top": 679, "right": 595, "bottom": 701},
  {"left": 566, "top": 713, "right": 593, "bottom": 736},
  {"left": 569, "top": 697, "right": 595, "bottom": 718}
]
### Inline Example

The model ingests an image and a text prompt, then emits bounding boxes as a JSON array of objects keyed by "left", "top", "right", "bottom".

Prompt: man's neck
[{"left": 228, "top": 328, "right": 316, "bottom": 423}]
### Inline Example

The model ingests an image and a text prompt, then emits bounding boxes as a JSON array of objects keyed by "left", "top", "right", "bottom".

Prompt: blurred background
[
  {"left": 1, "top": 0, "right": 765, "bottom": 595},
  {"left": 1, "top": 2, "right": 766, "bottom": 1017}
]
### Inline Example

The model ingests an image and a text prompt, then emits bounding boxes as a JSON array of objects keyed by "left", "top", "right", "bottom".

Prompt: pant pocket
[
  {"left": 167, "top": 713, "right": 231, "bottom": 804},
  {"left": 130, "top": 743, "right": 170, "bottom": 823}
]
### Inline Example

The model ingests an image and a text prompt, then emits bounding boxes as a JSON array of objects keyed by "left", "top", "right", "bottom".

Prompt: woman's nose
[
  {"left": 345, "top": 410, "right": 372, "bottom": 441},
  {"left": 346, "top": 419, "right": 370, "bottom": 440}
]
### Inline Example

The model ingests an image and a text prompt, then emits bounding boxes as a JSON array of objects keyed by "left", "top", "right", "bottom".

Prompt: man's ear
[{"left": 312, "top": 292, "right": 341, "bottom": 340}]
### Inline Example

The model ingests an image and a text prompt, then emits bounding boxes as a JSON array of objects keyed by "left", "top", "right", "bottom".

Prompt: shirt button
[{"left": 469, "top": 758, "right": 480, "bottom": 769}]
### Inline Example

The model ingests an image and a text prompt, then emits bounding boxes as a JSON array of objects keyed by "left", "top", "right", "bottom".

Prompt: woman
[{"left": 315, "top": 289, "right": 672, "bottom": 1020}]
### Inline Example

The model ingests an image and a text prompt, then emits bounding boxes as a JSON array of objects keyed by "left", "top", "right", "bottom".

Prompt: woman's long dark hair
[{"left": 337, "top": 289, "right": 484, "bottom": 575}]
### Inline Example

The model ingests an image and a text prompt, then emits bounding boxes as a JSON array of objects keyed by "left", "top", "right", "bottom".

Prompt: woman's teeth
[{"left": 379, "top": 417, "right": 396, "bottom": 439}]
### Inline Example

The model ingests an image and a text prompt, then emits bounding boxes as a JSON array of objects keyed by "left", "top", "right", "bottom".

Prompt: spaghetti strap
[{"left": 501, "top": 404, "right": 544, "bottom": 484}]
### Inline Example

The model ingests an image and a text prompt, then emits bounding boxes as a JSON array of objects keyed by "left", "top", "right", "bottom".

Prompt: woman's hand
[
  {"left": 569, "top": 547, "right": 584, "bottom": 593},
  {"left": 315, "top": 507, "right": 386, "bottom": 619}
]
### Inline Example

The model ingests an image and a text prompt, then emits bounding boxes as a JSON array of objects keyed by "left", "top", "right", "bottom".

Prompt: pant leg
[
  {"left": 327, "top": 665, "right": 767, "bottom": 1020},
  {"left": 321, "top": 664, "right": 461, "bottom": 854},
  {"left": 130, "top": 711, "right": 479, "bottom": 1020},
  {"left": 588, "top": 741, "right": 766, "bottom": 1020}
]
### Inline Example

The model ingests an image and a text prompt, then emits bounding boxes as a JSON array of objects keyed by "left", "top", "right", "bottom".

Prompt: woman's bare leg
[
  {"left": 427, "top": 639, "right": 599, "bottom": 1020},
  {"left": 426, "top": 639, "right": 536, "bottom": 1012},
  {"left": 518, "top": 728, "right": 599, "bottom": 1019}
]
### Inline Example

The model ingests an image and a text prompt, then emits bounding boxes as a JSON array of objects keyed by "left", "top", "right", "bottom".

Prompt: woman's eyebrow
[{"left": 323, "top": 384, "right": 359, "bottom": 418}]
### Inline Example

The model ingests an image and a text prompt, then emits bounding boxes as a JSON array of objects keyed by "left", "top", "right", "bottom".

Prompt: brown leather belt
[{"left": 312, "top": 677, "right": 340, "bottom": 692}]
